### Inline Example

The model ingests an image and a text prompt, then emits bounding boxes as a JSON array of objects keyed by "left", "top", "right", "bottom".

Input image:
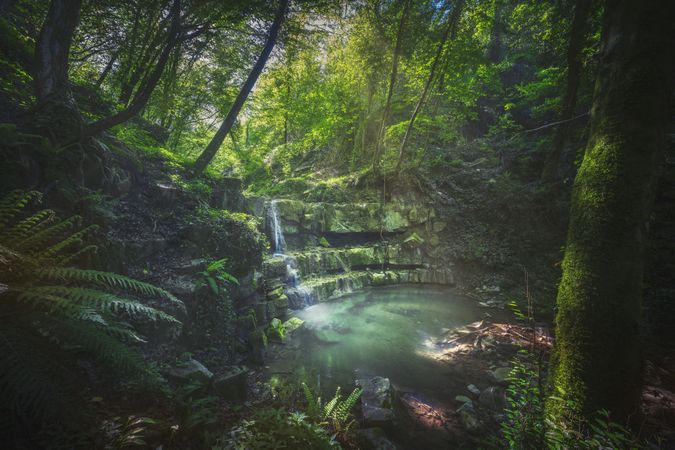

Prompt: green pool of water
[{"left": 268, "top": 285, "right": 485, "bottom": 398}]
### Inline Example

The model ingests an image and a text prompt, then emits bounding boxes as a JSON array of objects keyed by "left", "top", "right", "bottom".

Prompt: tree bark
[
  {"left": 191, "top": 0, "right": 290, "bottom": 176},
  {"left": 84, "top": 0, "right": 182, "bottom": 136},
  {"left": 547, "top": 0, "right": 673, "bottom": 423},
  {"left": 394, "top": 0, "right": 463, "bottom": 173},
  {"left": 541, "top": 0, "right": 592, "bottom": 182},
  {"left": 372, "top": 0, "right": 411, "bottom": 171},
  {"left": 34, "top": 0, "right": 83, "bottom": 104}
]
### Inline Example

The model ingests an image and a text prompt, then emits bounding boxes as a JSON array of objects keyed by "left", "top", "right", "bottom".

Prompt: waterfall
[
  {"left": 269, "top": 199, "right": 286, "bottom": 255},
  {"left": 267, "top": 199, "right": 313, "bottom": 308}
]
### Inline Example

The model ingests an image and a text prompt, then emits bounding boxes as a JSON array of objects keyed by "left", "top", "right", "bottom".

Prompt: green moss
[{"left": 318, "top": 236, "right": 330, "bottom": 247}]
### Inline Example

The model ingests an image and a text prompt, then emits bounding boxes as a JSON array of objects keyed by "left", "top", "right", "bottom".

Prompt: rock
[
  {"left": 455, "top": 395, "right": 473, "bottom": 404},
  {"left": 353, "top": 427, "right": 398, "bottom": 450},
  {"left": 478, "top": 386, "right": 506, "bottom": 411},
  {"left": 166, "top": 359, "right": 213, "bottom": 384},
  {"left": 456, "top": 401, "right": 481, "bottom": 432},
  {"left": 173, "top": 258, "right": 208, "bottom": 275},
  {"left": 283, "top": 317, "right": 304, "bottom": 335},
  {"left": 467, "top": 384, "right": 481, "bottom": 396},
  {"left": 357, "top": 376, "right": 395, "bottom": 426},
  {"left": 213, "top": 366, "right": 248, "bottom": 402},
  {"left": 491, "top": 367, "right": 511, "bottom": 384}
]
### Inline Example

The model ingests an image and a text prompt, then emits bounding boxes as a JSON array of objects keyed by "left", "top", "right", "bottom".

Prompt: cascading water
[
  {"left": 268, "top": 200, "right": 313, "bottom": 308},
  {"left": 269, "top": 199, "right": 286, "bottom": 255}
]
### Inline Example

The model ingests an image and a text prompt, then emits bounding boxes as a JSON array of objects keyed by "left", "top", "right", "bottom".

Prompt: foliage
[
  {"left": 220, "top": 407, "right": 339, "bottom": 450},
  {"left": 301, "top": 383, "right": 362, "bottom": 434},
  {"left": 103, "top": 415, "right": 158, "bottom": 450},
  {"left": 0, "top": 191, "right": 181, "bottom": 430},
  {"left": 169, "top": 380, "right": 219, "bottom": 447}
]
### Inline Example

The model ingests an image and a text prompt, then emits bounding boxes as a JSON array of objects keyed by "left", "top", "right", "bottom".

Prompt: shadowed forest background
[{"left": 0, "top": 0, "right": 673, "bottom": 448}]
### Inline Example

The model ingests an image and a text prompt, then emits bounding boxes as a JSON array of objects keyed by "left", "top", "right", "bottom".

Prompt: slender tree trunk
[
  {"left": 372, "top": 0, "right": 411, "bottom": 171},
  {"left": 191, "top": 0, "right": 290, "bottom": 176},
  {"left": 95, "top": 49, "right": 119, "bottom": 88},
  {"left": 84, "top": 0, "right": 181, "bottom": 136},
  {"left": 487, "top": 0, "right": 504, "bottom": 63},
  {"left": 394, "top": 0, "right": 463, "bottom": 173},
  {"left": 541, "top": 0, "right": 592, "bottom": 182},
  {"left": 34, "top": 0, "right": 83, "bottom": 104},
  {"left": 547, "top": 0, "right": 673, "bottom": 423}
]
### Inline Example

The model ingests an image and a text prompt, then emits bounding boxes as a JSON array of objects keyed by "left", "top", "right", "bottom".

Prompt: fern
[
  {"left": 0, "top": 191, "right": 183, "bottom": 430},
  {"left": 301, "top": 383, "right": 362, "bottom": 432}
]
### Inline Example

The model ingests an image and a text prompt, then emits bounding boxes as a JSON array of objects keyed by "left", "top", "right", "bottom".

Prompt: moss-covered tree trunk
[{"left": 547, "top": 0, "right": 673, "bottom": 423}]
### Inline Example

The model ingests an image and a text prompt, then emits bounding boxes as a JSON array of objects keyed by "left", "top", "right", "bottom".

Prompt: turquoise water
[{"left": 269, "top": 285, "right": 485, "bottom": 398}]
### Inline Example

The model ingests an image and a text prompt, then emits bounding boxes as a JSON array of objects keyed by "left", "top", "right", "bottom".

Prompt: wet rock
[
  {"left": 357, "top": 376, "right": 395, "bottom": 426},
  {"left": 479, "top": 386, "right": 507, "bottom": 411},
  {"left": 353, "top": 427, "right": 398, "bottom": 450},
  {"left": 456, "top": 401, "right": 481, "bottom": 432},
  {"left": 467, "top": 384, "right": 481, "bottom": 396},
  {"left": 166, "top": 358, "right": 213, "bottom": 384},
  {"left": 213, "top": 366, "right": 248, "bottom": 402},
  {"left": 282, "top": 317, "right": 304, "bottom": 335}
]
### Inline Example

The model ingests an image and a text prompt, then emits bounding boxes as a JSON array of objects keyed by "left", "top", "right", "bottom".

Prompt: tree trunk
[
  {"left": 95, "top": 49, "right": 119, "bottom": 88},
  {"left": 191, "top": 0, "right": 290, "bottom": 176},
  {"left": 547, "top": 0, "right": 673, "bottom": 424},
  {"left": 84, "top": 0, "right": 181, "bottom": 136},
  {"left": 540, "top": 0, "right": 591, "bottom": 182},
  {"left": 372, "top": 0, "right": 411, "bottom": 171},
  {"left": 34, "top": 0, "right": 83, "bottom": 104},
  {"left": 394, "top": 0, "right": 463, "bottom": 173}
]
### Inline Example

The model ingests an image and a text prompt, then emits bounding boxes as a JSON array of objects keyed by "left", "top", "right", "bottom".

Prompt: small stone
[{"left": 467, "top": 384, "right": 481, "bottom": 396}]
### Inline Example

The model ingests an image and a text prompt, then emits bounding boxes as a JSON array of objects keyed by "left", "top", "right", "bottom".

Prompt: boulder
[
  {"left": 353, "top": 427, "right": 398, "bottom": 450},
  {"left": 283, "top": 317, "right": 305, "bottom": 335},
  {"left": 357, "top": 377, "right": 395, "bottom": 426},
  {"left": 213, "top": 366, "right": 248, "bottom": 402},
  {"left": 166, "top": 358, "right": 213, "bottom": 384}
]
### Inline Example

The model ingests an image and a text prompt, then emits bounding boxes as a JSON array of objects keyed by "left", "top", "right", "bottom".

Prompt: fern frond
[
  {"left": 0, "top": 191, "right": 42, "bottom": 229},
  {"left": 0, "top": 209, "right": 55, "bottom": 244},
  {"left": 322, "top": 387, "right": 341, "bottom": 419},
  {"left": 0, "top": 315, "right": 70, "bottom": 422},
  {"left": 42, "top": 315, "right": 150, "bottom": 377},
  {"left": 302, "top": 382, "right": 322, "bottom": 419},
  {"left": 54, "top": 245, "right": 98, "bottom": 267},
  {"left": 333, "top": 388, "right": 362, "bottom": 423},
  {"left": 36, "top": 268, "right": 185, "bottom": 309},
  {"left": 34, "top": 224, "right": 99, "bottom": 262},
  {"left": 15, "top": 216, "right": 81, "bottom": 253},
  {"left": 19, "top": 287, "right": 180, "bottom": 324}
]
